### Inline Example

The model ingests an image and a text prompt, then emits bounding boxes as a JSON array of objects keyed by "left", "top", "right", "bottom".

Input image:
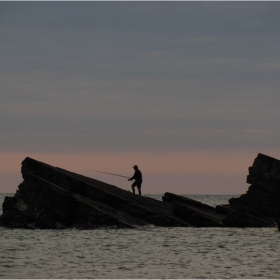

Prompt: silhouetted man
[{"left": 128, "top": 165, "right": 142, "bottom": 196}]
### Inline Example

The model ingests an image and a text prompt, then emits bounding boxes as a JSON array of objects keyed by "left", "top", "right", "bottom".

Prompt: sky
[{"left": 1, "top": 2, "right": 280, "bottom": 195}]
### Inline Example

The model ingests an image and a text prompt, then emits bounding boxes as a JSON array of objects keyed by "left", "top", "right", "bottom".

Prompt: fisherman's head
[{"left": 133, "top": 165, "right": 138, "bottom": 170}]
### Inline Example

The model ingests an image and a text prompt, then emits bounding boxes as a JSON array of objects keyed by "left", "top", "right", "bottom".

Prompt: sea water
[{"left": 0, "top": 193, "right": 280, "bottom": 279}]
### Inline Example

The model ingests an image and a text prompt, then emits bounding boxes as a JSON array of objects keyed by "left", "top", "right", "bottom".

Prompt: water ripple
[{"left": 1, "top": 195, "right": 280, "bottom": 278}]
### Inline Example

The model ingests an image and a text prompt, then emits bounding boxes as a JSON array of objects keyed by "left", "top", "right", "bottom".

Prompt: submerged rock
[
  {"left": 162, "top": 192, "right": 226, "bottom": 227},
  {"left": 0, "top": 153, "right": 279, "bottom": 229}
]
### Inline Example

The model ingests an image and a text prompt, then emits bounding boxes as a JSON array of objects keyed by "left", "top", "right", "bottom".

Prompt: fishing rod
[{"left": 89, "top": 170, "right": 130, "bottom": 179}]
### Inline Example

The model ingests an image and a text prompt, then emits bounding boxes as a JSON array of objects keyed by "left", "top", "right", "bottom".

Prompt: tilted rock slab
[
  {"left": 0, "top": 157, "right": 191, "bottom": 229},
  {"left": 0, "top": 154, "right": 279, "bottom": 229},
  {"left": 162, "top": 192, "right": 226, "bottom": 227}
]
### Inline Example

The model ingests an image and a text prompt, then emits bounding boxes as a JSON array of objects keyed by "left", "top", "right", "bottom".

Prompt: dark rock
[
  {"left": 161, "top": 153, "right": 280, "bottom": 228},
  {"left": 0, "top": 157, "right": 190, "bottom": 229},
  {"left": 1, "top": 154, "right": 280, "bottom": 229},
  {"left": 223, "top": 153, "right": 280, "bottom": 227},
  {"left": 162, "top": 192, "right": 225, "bottom": 227}
]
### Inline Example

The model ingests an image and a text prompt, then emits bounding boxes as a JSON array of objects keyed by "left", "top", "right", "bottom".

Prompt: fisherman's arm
[
  {"left": 128, "top": 172, "right": 136, "bottom": 181},
  {"left": 128, "top": 176, "right": 134, "bottom": 181}
]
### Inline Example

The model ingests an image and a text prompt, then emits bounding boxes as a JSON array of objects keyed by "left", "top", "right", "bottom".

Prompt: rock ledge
[{"left": 0, "top": 154, "right": 279, "bottom": 229}]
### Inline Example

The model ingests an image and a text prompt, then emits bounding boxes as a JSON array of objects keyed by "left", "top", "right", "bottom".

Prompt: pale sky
[{"left": 1, "top": 2, "right": 280, "bottom": 194}]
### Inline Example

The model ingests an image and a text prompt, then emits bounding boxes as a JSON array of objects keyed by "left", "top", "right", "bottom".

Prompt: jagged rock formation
[
  {"left": 218, "top": 153, "right": 280, "bottom": 228},
  {"left": 0, "top": 154, "right": 279, "bottom": 229}
]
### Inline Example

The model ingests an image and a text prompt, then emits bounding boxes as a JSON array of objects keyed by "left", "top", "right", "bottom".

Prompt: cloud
[
  {"left": 0, "top": 2, "right": 280, "bottom": 155},
  {"left": 0, "top": 2, "right": 280, "bottom": 194}
]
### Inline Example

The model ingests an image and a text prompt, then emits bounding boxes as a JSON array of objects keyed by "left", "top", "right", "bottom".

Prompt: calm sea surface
[{"left": 0, "top": 193, "right": 280, "bottom": 279}]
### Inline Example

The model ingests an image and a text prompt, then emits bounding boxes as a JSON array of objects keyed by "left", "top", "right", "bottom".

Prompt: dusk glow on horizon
[{"left": 1, "top": 2, "right": 280, "bottom": 194}]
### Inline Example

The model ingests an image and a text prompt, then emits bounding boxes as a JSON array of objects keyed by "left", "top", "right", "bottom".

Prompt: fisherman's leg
[
  {"left": 137, "top": 181, "right": 142, "bottom": 196},
  {"left": 131, "top": 182, "right": 136, "bottom": 194}
]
